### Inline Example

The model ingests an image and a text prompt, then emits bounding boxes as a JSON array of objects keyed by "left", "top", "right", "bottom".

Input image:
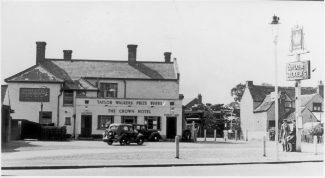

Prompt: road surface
[{"left": 2, "top": 162, "right": 323, "bottom": 176}]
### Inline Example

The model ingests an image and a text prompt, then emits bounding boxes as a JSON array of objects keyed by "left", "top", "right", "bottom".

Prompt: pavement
[{"left": 1, "top": 138, "right": 324, "bottom": 169}]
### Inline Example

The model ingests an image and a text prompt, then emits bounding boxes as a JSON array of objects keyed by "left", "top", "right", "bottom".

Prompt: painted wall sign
[
  {"left": 19, "top": 88, "right": 50, "bottom": 102},
  {"left": 290, "top": 25, "right": 304, "bottom": 53},
  {"left": 96, "top": 99, "right": 167, "bottom": 107},
  {"left": 286, "top": 61, "right": 310, "bottom": 81}
]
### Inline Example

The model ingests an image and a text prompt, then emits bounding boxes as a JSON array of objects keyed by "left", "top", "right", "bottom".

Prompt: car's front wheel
[
  {"left": 107, "top": 141, "right": 113, "bottom": 145},
  {"left": 137, "top": 138, "right": 144, "bottom": 145}
]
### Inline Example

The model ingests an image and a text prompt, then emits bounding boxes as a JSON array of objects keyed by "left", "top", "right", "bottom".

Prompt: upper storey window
[{"left": 99, "top": 83, "right": 118, "bottom": 98}]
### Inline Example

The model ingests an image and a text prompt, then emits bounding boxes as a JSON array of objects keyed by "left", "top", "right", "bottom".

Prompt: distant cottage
[{"left": 240, "top": 81, "right": 323, "bottom": 140}]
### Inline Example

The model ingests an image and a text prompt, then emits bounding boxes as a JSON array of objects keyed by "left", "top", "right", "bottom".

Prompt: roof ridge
[{"left": 46, "top": 58, "right": 171, "bottom": 64}]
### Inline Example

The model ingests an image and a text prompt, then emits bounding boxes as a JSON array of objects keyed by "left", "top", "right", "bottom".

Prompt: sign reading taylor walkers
[
  {"left": 95, "top": 99, "right": 167, "bottom": 107},
  {"left": 286, "top": 61, "right": 310, "bottom": 81}
]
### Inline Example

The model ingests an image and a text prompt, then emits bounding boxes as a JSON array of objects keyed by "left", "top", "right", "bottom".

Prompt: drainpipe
[
  {"left": 123, "top": 80, "right": 127, "bottom": 98},
  {"left": 57, "top": 86, "right": 63, "bottom": 127},
  {"left": 73, "top": 90, "right": 77, "bottom": 139}
]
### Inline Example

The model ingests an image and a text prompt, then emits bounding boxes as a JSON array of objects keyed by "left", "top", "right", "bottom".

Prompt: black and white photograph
[{"left": 1, "top": 0, "right": 324, "bottom": 176}]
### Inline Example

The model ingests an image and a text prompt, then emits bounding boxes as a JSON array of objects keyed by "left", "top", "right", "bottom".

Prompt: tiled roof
[
  {"left": 248, "top": 84, "right": 317, "bottom": 102},
  {"left": 63, "top": 78, "right": 98, "bottom": 90},
  {"left": 254, "top": 93, "right": 317, "bottom": 113},
  {"left": 49, "top": 59, "right": 177, "bottom": 80},
  {"left": 5, "top": 59, "right": 178, "bottom": 86},
  {"left": 5, "top": 65, "right": 64, "bottom": 83},
  {"left": 285, "top": 107, "right": 318, "bottom": 123},
  {"left": 184, "top": 98, "right": 201, "bottom": 109},
  {"left": 300, "top": 94, "right": 316, "bottom": 107},
  {"left": 254, "top": 95, "right": 273, "bottom": 113},
  {"left": 1, "top": 85, "right": 8, "bottom": 104}
]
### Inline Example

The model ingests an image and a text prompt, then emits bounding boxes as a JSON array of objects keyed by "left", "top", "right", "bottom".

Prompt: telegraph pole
[{"left": 270, "top": 14, "right": 280, "bottom": 160}]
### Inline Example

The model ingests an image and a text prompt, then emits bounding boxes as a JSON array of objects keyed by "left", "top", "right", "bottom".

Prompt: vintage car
[
  {"left": 132, "top": 124, "right": 161, "bottom": 141},
  {"left": 102, "top": 123, "right": 144, "bottom": 146}
]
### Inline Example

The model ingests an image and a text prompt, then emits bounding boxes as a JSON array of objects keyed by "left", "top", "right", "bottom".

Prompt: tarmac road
[
  {"left": 1, "top": 138, "right": 323, "bottom": 170},
  {"left": 2, "top": 162, "right": 323, "bottom": 176}
]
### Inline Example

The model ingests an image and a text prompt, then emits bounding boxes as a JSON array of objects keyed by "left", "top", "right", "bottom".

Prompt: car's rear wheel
[
  {"left": 137, "top": 138, "right": 144, "bottom": 145},
  {"left": 120, "top": 137, "right": 127, "bottom": 146},
  {"left": 107, "top": 141, "right": 113, "bottom": 145},
  {"left": 153, "top": 134, "right": 160, "bottom": 142}
]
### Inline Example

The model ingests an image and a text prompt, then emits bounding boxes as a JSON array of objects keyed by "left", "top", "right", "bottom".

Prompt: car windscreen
[{"left": 109, "top": 125, "right": 118, "bottom": 130}]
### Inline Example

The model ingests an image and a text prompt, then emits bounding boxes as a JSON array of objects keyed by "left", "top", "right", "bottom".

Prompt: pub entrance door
[
  {"left": 166, "top": 117, "right": 177, "bottom": 139},
  {"left": 81, "top": 115, "right": 92, "bottom": 137}
]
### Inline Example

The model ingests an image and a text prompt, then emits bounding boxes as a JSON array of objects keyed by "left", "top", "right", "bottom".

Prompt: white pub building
[{"left": 4, "top": 42, "right": 183, "bottom": 139}]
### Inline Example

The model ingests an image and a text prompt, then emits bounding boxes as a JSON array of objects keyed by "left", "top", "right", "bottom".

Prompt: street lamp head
[{"left": 270, "top": 14, "right": 280, "bottom": 25}]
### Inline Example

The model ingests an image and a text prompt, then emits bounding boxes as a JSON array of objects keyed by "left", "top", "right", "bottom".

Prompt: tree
[{"left": 230, "top": 83, "right": 246, "bottom": 102}]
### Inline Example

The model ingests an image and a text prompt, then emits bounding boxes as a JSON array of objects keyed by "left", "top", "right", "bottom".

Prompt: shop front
[{"left": 75, "top": 98, "right": 182, "bottom": 139}]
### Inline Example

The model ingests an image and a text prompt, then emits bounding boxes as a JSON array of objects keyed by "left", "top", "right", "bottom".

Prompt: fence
[
  {"left": 301, "top": 134, "right": 323, "bottom": 143},
  {"left": 40, "top": 126, "right": 67, "bottom": 141}
]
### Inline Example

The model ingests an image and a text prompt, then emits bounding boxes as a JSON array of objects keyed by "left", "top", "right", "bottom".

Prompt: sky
[{"left": 1, "top": 0, "right": 324, "bottom": 104}]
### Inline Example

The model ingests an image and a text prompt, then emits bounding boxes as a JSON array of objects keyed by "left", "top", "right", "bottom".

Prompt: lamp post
[
  {"left": 40, "top": 86, "right": 48, "bottom": 124},
  {"left": 270, "top": 15, "right": 280, "bottom": 160}
]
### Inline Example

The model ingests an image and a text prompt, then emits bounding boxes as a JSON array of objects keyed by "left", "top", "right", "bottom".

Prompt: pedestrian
[{"left": 280, "top": 120, "right": 290, "bottom": 151}]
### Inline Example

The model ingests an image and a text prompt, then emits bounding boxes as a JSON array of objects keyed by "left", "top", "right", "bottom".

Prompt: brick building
[{"left": 4, "top": 42, "right": 182, "bottom": 139}]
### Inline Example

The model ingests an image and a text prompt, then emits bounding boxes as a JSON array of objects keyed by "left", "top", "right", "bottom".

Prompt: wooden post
[
  {"left": 204, "top": 129, "right": 206, "bottom": 142},
  {"left": 246, "top": 129, "right": 248, "bottom": 141},
  {"left": 175, "top": 135, "right": 179, "bottom": 159},
  {"left": 263, "top": 136, "right": 266, "bottom": 157},
  {"left": 214, "top": 129, "right": 216, "bottom": 142},
  {"left": 314, "top": 136, "right": 317, "bottom": 155},
  {"left": 235, "top": 130, "right": 238, "bottom": 141},
  {"left": 192, "top": 121, "right": 195, "bottom": 142}
]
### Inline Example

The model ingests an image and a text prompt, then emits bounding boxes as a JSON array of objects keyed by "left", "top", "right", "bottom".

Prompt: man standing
[{"left": 280, "top": 120, "right": 290, "bottom": 151}]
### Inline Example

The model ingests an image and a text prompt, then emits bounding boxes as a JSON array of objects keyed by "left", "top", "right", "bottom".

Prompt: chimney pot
[
  {"left": 164, "top": 52, "right": 172, "bottom": 63},
  {"left": 318, "top": 80, "right": 324, "bottom": 98},
  {"left": 63, "top": 50, "right": 73, "bottom": 60},
  {"left": 127, "top": 44, "right": 138, "bottom": 63},
  {"left": 36, "top": 41, "right": 46, "bottom": 64}
]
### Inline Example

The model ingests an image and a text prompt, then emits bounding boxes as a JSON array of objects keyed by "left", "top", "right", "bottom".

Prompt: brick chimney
[
  {"left": 164, "top": 52, "right": 171, "bottom": 63},
  {"left": 36, "top": 41, "right": 46, "bottom": 64},
  {"left": 318, "top": 80, "right": 324, "bottom": 98},
  {"left": 63, "top": 50, "right": 72, "bottom": 60},
  {"left": 198, "top": 94, "right": 202, "bottom": 104},
  {"left": 127, "top": 44, "right": 137, "bottom": 63},
  {"left": 246, "top": 81, "right": 253, "bottom": 87}
]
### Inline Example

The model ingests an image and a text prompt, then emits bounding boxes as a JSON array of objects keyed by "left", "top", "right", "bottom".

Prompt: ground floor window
[
  {"left": 98, "top": 115, "right": 114, "bottom": 129},
  {"left": 144, "top": 116, "right": 161, "bottom": 130},
  {"left": 121, "top": 116, "right": 137, "bottom": 124},
  {"left": 65, "top": 117, "right": 71, "bottom": 125},
  {"left": 39, "top": 111, "right": 52, "bottom": 125}
]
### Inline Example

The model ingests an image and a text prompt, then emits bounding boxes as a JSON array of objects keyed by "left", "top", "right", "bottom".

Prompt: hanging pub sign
[
  {"left": 290, "top": 25, "right": 304, "bottom": 53},
  {"left": 286, "top": 60, "right": 310, "bottom": 81}
]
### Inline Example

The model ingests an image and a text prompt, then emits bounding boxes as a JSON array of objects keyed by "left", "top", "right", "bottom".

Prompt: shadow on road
[{"left": 1, "top": 140, "right": 40, "bottom": 153}]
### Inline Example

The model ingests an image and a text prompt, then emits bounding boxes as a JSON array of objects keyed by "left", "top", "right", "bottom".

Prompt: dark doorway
[
  {"left": 166, "top": 117, "right": 177, "bottom": 139},
  {"left": 81, "top": 115, "right": 92, "bottom": 137}
]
